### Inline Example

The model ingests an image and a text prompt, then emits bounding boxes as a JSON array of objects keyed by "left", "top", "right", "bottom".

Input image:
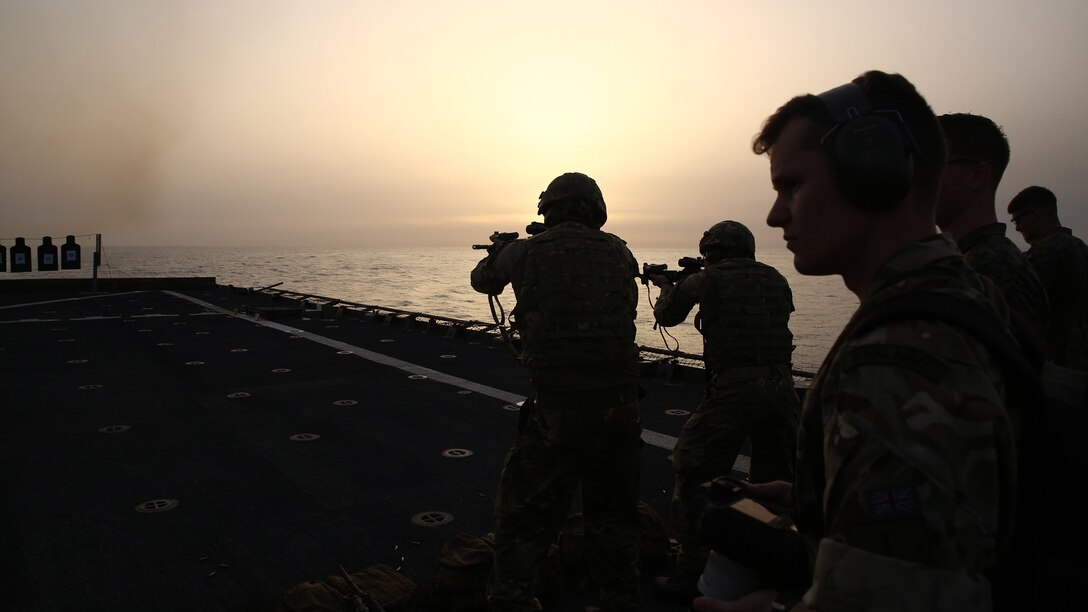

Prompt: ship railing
[{"left": 245, "top": 285, "right": 817, "bottom": 382}]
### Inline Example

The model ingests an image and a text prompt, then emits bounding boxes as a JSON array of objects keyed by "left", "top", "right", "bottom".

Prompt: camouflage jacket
[
  {"left": 957, "top": 223, "right": 1048, "bottom": 337},
  {"left": 653, "top": 257, "right": 795, "bottom": 371},
  {"left": 1026, "top": 227, "right": 1088, "bottom": 371},
  {"left": 469, "top": 222, "right": 641, "bottom": 389},
  {"left": 795, "top": 235, "right": 1017, "bottom": 611}
]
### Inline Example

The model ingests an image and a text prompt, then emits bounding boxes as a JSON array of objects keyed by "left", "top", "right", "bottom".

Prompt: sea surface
[{"left": 15, "top": 244, "right": 859, "bottom": 374}]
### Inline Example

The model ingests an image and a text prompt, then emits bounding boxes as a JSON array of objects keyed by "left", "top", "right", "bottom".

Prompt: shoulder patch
[{"left": 836, "top": 343, "right": 948, "bottom": 383}]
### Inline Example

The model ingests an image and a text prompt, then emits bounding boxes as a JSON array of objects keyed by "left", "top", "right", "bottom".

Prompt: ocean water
[{"left": 12, "top": 244, "right": 859, "bottom": 373}]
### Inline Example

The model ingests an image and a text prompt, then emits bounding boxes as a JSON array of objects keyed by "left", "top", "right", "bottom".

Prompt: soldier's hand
[
  {"left": 487, "top": 235, "right": 510, "bottom": 255},
  {"left": 693, "top": 589, "right": 808, "bottom": 611},
  {"left": 738, "top": 480, "right": 793, "bottom": 507},
  {"left": 646, "top": 274, "right": 673, "bottom": 289}
]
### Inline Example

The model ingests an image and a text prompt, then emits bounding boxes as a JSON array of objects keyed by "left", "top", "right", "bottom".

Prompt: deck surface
[{"left": 0, "top": 283, "right": 743, "bottom": 612}]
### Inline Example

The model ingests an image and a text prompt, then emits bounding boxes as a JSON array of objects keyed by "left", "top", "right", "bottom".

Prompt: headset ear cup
[
  {"left": 833, "top": 114, "right": 914, "bottom": 211},
  {"left": 818, "top": 82, "right": 915, "bottom": 212}
]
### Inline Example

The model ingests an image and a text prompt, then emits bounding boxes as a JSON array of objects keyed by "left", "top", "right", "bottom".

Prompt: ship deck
[{"left": 0, "top": 279, "right": 755, "bottom": 612}]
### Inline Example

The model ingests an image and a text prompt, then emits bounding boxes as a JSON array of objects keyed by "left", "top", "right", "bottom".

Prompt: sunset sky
[{"left": 2, "top": 0, "right": 1086, "bottom": 249}]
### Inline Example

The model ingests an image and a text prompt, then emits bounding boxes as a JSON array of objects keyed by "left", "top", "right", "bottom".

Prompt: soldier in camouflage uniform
[
  {"left": 647, "top": 220, "right": 799, "bottom": 602},
  {"left": 692, "top": 71, "right": 1017, "bottom": 612},
  {"left": 470, "top": 172, "right": 643, "bottom": 612},
  {"left": 935, "top": 113, "right": 1049, "bottom": 335},
  {"left": 1008, "top": 185, "right": 1088, "bottom": 371}
]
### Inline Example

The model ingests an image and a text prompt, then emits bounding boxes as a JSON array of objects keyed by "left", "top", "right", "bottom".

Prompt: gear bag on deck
[
  {"left": 281, "top": 563, "right": 417, "bottom": 612},
  {"left": 557, "top": 501, "right": 670, "bottom": 590}
]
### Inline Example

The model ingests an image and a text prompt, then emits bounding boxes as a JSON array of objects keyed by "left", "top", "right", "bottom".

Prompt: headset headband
[
  {"left": 818, "top": 82, "right": 919, "bottom": 153},
  {"left": 818, "top": 83, "right": 873, "bottom": 126}
]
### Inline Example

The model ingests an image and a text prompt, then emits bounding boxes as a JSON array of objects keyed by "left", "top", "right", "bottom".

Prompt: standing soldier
[
  {"left": 693, "top": 70, "right": 1018, "bottom": 612},
  {"left": 470, "top": 172, "right": 644, "bottom": 612},
  {"left": 935, "top": 113, "right": 1048, "bottom": 335},
  {"left": 1008, "top": 185, "right": 1088, "bottom": 370},
  {"left": 647, "top": 220, "right": 799, "bottom": 604}
]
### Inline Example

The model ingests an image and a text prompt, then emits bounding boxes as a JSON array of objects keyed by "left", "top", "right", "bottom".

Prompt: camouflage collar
[
  {"left": 956, "top": 222, "right": 1007, "bottom": 254},
  {"left": 862, "top": 234, "right": 959, "bottom": 302}
]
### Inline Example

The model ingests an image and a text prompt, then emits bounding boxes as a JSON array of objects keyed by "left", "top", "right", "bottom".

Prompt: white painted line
[
  {"left": 1, "top": 315, "right": 123, "bottom": 323},
  {"left": 168, "top": 290, "right": 529, "bottom": 402},
  {"left": 164, "top": 290, "right": 684, "bottom": 452},
  {"left": 0, "top": 290, "right": 145, "bottom": 310},
  {"left": 71, "top": 316, "right": 123, "bottom": 321}
]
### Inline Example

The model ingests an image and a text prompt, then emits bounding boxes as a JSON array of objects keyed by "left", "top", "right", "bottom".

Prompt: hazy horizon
[{"left": 3, "top": 1, "right": 1086, "bottom": 252}]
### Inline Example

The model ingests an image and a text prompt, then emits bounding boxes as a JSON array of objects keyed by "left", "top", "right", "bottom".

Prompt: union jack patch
[{"left": 865, "top": 487, "right": 918, "bottom": 518}]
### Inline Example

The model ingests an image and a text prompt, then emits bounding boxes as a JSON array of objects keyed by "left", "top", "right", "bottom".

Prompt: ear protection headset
[{"left": 818, "top": 82, "right": 918, "bottom": 211}]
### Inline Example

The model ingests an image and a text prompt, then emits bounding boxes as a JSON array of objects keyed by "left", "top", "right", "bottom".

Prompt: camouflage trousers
[
  {"left": 486, "top": 384, "right": 644, "bottom": 611},
  {"left": 671, "top": 365, "right": 799, "bottom": 574}
]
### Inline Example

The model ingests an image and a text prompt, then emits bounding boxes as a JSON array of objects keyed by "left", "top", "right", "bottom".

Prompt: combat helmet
[
  {"left": 537, "top": 172, "right": 607, "bottom": 227},
  {"left": 699, "top": 221, "right": 755, "bottom": 259}
]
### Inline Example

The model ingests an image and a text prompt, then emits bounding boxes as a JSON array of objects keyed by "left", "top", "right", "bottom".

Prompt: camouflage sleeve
[
  {"left": 652, "top": 271, "right": 704, "bottom": 327},
  {"left": 623, "top": 246, "right": 641, "bottom": 305},
  {"left": 470, "top": 240, "right": 526, "bottom": 295},
  {"left": 810, "top": 539, "right": 994, "bottom": 610},
  {"left": 809, "top": 319, "right": 1014, "bottom": 610},
  {"left": 623, "top": 244, "right": 640, "bottom": 277}
]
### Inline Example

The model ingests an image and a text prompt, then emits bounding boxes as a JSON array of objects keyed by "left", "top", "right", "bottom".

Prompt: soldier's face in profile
[
  {"left": 1011, "top": 208, "right": 1043, "bottom": 244},
  {"left": 766, "top": 117, "right": 872, "bottom": 278}
]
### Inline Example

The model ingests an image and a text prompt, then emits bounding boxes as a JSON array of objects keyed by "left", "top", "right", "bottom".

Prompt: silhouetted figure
[
  {"left": 1008, "top": 185, "right": 1088, "bottom": 370},
  {"left": 936, "top": 113, "right": 1048, "bottom": 336},
  {"left": 470, "top": 172, "right": 643, "bottom": 611},
  {"left": 647, "top": 220, "right": 799, "bottom": 604}
]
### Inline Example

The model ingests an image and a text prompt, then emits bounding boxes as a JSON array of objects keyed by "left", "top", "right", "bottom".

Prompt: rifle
[
  {"left": 640, "top": 256, "right": 704, "bottom": 285},
  {"left": 338, "top": 564, "right": 386, "bottom": 612},
  {"left": 471, "top": 223, "right": 547, "bottom": 361},
  {"left": 471, "top": 221, "right": 547, "bottom": 249}
]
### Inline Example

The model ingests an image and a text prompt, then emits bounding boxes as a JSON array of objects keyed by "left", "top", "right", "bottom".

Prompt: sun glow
[
  {"left": 3, "top": 2, "right": 1087, "bottom": 248},
  {"left": 502, "top": 65, "right": 603, "bottom": 154}
]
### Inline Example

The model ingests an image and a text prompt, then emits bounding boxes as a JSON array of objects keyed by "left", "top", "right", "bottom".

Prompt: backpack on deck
[
  {"left": 425, "top": 531, "right": 564, "bottom": 610},
  {"left": 852, "top": 292, "right": 1088, "bottom": 610},
  {"left": 423, "top": 502, "right": 668, "bottom": 608},
  {"left": 433, "top": 532, "right": 496, "bottom": 610}
]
